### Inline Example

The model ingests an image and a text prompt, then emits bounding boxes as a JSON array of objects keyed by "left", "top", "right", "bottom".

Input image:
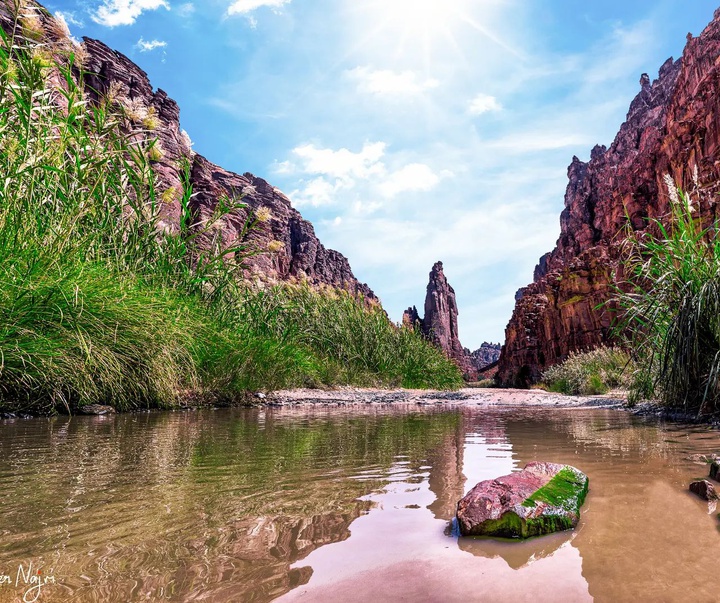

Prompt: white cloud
[
  {"left": 290, "top": 142, "right": 386, "bottom": 180},
  {"left": 346, "top": 67, "right": 439, "bottom": 97},
  {"left": 468, "top": 93, "right": 502, "bottom": 115},
  {"left": 288, "top": 177, "right": 345, "bottom": 208},
  {"left": 279, "top": 142, "right": 447, "bottom": 208},
  {"left": 176, "top": 3, "right": 195, "bottom": 17},
  {"left": 136, "top": 38, "right": 167, "bottom": 52},
  {"left": 92, "top": 0, "right": 169, "bottom": 27},
  {"left": 227, "top": 0, "right": 291, "bottom": 16},
  {"left": 378, "top": 164, "right": 446, "bottom": 198},
  {"left": 55, "top": 11, "right": 84, "bottom": 28}
]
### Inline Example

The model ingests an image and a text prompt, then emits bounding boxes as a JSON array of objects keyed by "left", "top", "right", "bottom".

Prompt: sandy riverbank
[{"left": 267, "top": 386, "right": 627, "bottom": 409}]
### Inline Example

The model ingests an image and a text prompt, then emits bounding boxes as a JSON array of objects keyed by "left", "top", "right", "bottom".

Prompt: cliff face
[
  {"left": 498, "top": 8, "right": 720, "bottom": 386},
  {"left": 6, "top": 2, "right": 375, "bottom": 302},
  {"left": 404, "top": 262, "right": 477, "bottom": 379},
  {"left": 82, "top": 37, "right": 376, "bottom": 300}
]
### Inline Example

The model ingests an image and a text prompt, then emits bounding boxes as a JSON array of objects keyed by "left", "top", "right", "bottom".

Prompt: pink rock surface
[{"left": 456, "top": 462, "right": 588, "bottom": 538}]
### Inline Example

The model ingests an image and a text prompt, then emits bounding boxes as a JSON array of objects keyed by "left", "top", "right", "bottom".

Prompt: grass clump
[
  {"left": 205, "top": 284, "right": 464, "bottom": 392},
  {"left": 614, "top": 177, "right": 720, "bottom": 415},
  {"left": 540, "top": 346, "right": 632, "bottom": 395},
  {"left": 0, "top": 5, "right": 461, "bottom": 414}
]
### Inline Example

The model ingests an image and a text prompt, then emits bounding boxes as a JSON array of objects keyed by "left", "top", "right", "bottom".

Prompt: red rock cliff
[
  {"left": 82, "top": 37, "right": 376, "bottom": 300},
  {"left": 498, "top": 8, "right": 720, "bottom": 386}
]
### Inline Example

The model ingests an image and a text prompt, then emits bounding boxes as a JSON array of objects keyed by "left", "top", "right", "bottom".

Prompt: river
[{"left": 0, "top": 401, "right": 718, "bottom": 602}]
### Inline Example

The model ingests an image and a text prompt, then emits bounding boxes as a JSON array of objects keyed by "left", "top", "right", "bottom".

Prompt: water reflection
[
  {"left": 457, "top": 530, "right": 574, "bottom": 570},
  {"left": 0, "top": 406, "right": 461, "bottom": 602},
  {"left": 0, "top": 406, "right": 720, "bottom": 602}
]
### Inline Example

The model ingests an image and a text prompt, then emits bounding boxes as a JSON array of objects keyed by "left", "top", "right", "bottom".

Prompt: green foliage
[
  {"left": 0, "top": 8, "right": 460, "bottom": 413},
  {"left": 201, "top": 284, "right": 464, "bottom": 393},
  {"left": 467, "top": 379, "right": 496, "bottom": 388},
  {"left": 615, "top": 182, "right": 720, "bottom": 415},
  {"left": 541, "top": 346, "right": 632, "bottom": 396}
]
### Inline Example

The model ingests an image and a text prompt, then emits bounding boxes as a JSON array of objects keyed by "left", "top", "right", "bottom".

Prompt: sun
[
  {"left": 384, "top": 0, "right": 463, "bottom": 34},
  {"left": 356, "top": 0, "right": 472, "bottom": 56}
]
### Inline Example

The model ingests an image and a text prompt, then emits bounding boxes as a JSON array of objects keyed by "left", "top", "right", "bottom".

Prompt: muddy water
[{"left": 0, "top": 405, "right": 719, "bottom": 602}]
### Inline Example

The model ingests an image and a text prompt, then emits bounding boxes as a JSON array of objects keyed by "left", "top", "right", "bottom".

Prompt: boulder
[
  {"left": 709, "top": 461, "right": 720, "bottom": 481},
  {"left": 456, "top": 462, "right": 589, "bottom": 539},
  {"left": 689, "top": 479, "right": 718, "bottom": 501}
]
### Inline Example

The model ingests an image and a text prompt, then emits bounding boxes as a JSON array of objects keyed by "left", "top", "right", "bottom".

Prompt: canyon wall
[{"left": 498, "top": 8, "right": 720, "bottom": 386}]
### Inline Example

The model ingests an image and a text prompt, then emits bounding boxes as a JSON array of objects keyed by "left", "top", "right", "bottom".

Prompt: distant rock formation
[
  {"left": 497, "top": 7, "right": 720, "bottom": 386},
  {"left": 466, "top": 343, "right": 502, "bottom": 373},
  {"left": 3, "top": 2, "right": 375, "bottom": 302},
  {"left": 404, "top": 262, "right": 477, "bottom": 380}
]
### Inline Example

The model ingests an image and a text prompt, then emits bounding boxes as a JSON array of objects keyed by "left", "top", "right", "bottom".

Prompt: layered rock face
[
  {"left": 83, "top": 37, "right": 376, "bottom": 300},
  {"left": 8, "top": 2, "right": 375, "bottom": 301},
  {"left": 404, "top": 262, "right": 476, "bottom": 379},
  {"left": 498, "top": 8, "right": 720, "bottom": 386}
]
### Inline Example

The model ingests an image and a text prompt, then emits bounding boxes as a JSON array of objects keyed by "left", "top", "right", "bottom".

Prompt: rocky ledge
[{"left": 456, "top": 462, "right": 589, "bottom": 539}]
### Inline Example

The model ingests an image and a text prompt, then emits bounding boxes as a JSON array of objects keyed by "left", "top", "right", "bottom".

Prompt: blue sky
[{"left": 48, "top": 0, "right": 719, "bottom": 349}]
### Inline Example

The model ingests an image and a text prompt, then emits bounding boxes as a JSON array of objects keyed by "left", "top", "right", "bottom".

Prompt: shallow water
[{"left": 0, "top": 404, "right": 719, "bottom": 602}]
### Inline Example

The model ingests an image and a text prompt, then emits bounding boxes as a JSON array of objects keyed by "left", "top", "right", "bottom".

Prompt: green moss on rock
[
  {"left": 456, "top": 462, "right": 589, "bottom": 539},
  {"left": 522, "top": 467, "right": 588, "bottom": 511}
]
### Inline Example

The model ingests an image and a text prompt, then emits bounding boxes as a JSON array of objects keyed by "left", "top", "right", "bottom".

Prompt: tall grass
[
  {"left": 616, "top": 178, "right": 720, "bottom": 414},
  {"left": 217, "top": 284, "right": 464, "bottom": 391},
  {"left": 541, "top": 346, "right": 632, "bottom": 395},
  {"left": 0, "top": 3, "right": 461, "bottom": 413}
]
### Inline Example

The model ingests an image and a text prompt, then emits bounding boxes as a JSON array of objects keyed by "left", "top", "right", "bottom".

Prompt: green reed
[{"left": 616, "top": 180, "right": 720, "bottom": 414}]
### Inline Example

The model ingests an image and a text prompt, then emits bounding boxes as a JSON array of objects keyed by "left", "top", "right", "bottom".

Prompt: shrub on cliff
[
  {"left": 616, "top": 177, "right": 720, "bottom": 414},
  {"left": 541, "top": 346, "right": 632, "bottom": 395}
]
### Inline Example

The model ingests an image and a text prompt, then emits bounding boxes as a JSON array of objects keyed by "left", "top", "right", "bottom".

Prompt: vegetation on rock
[
  {"left": 0, "top": 4, "right": 462, "bottom": 414},
  {"left": 615, "top": 180, "right": 720, "bottom": 414}
]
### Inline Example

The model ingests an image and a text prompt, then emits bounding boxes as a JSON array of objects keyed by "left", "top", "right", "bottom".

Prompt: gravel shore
[{"left": 265, "top": 386, "right": 627, "bottom": 409}]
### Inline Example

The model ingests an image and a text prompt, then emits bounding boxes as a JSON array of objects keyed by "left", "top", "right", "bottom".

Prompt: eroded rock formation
[
  {"left": 498, "top": 8, "right": 720, "bottom": 386},
  {"left": 404, "top": 262, "right": 476, "bottom": 379},
  {"left": 4, "top": 3, "right": 375, "bottom": 301},
  {"left": 466, "top": 343, "right": 502, "bottom": 373},
  {"left": 85, "top": 37, "right": 375, "bottom": 299}
]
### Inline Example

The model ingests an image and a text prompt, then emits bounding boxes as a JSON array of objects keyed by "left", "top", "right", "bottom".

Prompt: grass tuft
[{"left": 614, "top": 181, "right": 720, "bottom": 414}]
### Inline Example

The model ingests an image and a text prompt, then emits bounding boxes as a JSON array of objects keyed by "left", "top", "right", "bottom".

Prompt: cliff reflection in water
[{"left": 0, "top": 406, "right": 461, "bottom": 603}]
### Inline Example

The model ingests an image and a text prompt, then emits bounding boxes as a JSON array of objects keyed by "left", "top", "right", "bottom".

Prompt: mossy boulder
[{"left": 456, "top": 462, "right": 588, "bottom": 539}]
